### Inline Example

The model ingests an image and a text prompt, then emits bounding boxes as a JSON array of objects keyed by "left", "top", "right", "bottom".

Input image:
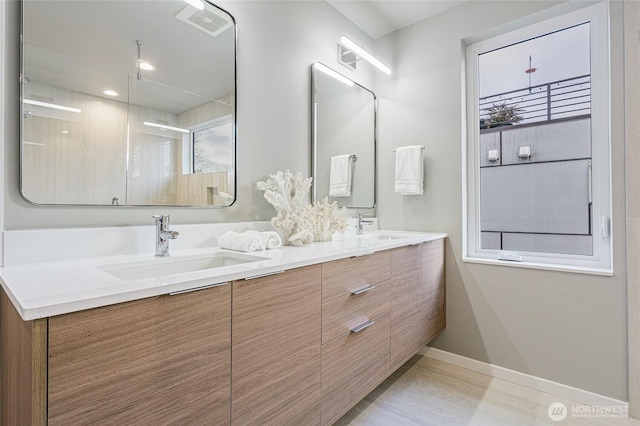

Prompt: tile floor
[{"left": 337, "top": 355, "right": 640, "bottom": 426}]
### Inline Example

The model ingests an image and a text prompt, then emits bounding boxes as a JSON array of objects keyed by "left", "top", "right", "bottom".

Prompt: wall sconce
[{"left": 338, "top": 35, "right": 391, "bottom": 75}]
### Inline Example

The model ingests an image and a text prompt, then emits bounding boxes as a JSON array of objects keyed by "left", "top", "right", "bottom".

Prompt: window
[
  {"left": 464, "top": 3, "right": 612, "bottom": 274},
  {"left": 191, "top": 116, "right": 234, "bottom": 174}
]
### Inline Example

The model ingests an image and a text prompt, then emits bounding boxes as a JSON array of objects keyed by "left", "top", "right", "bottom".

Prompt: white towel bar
[{"left": 393, "top": 145, "right": 424, "bottom": 152}]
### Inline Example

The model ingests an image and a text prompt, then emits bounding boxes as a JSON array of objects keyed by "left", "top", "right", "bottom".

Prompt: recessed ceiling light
[
  {"left": 139, "top": 61, "right": 155, "bottom": 71},
  {"left": 103, "top": 89, "right": 119, "bottom": 96},
  {"left": 61, "top": 130, "right": 69, "bottom": 134}
]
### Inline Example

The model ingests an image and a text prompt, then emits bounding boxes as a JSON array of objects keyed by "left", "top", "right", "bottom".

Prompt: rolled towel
[
  {"left": 218, "top": 231, "right": 262, "bottom": 252},
  {"left": 245, "top": 230, "right": 283, "bottom": 249}
]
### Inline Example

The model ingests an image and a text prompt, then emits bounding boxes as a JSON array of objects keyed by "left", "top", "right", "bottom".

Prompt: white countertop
[{"left": 0, "top": 230, "right": 447, "bottom": 321}]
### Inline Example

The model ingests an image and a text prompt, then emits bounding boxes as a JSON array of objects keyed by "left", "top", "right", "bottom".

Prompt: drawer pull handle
[
  {"left": 351, "top": 285, "right": 375, "bottom": 295},
  {"left": 351, "top": 319, "right": 375, "bottom": 333},
  {"left": 169, "top": 281, "right": 228, "bottom": 295},
  {"left": 351, "top": 251, "right": 376, "bottom": 258},
  {"left": 244, "top": 270, "right": 285, "bottom": 280}
]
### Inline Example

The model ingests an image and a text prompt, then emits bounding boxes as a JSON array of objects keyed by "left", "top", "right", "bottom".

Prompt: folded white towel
[
  {"left": 394, "top": 145, "right": 424, "bottom": 195},
  {"left": 218, "top": 231, "right": 262, "bottom": 252},
  {"left": 244, "top": 230, "right": 282, "bottom": 250},
  {"left": 329, "top": 154, "right": 353, "bottom": 197}
]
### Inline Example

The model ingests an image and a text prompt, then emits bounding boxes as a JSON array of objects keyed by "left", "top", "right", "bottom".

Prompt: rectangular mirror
[
  {"left": 21, "top": 0, "right": 236, "bottom": 206},
  {"left": 311, "top": 62, "right": 376, "bottom": 208}
]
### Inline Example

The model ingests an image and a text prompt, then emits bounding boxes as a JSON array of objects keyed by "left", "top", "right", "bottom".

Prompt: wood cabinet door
[
  {"left": 48, "top": 284, "right": 231, "bottom": 426},
  {"left": 389, "top": 245, "right": 423, "bottom": 368},
  {"left": 422, "top": 239, "right": 446, "bottom": 344},
  {"left": 232, "top": 265, "right": 322, "bottom": 426}
]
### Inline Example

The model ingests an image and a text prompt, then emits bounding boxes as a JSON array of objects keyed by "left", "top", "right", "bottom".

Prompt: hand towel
[
  {"left": 244, "top": 230, "right": 283, "bottom": 250},
  {"left": 329, "top": 154, "right": 353, "bottom": 197},
  {"left": 394, "top": 145, "right": 424, "bottom": 195},
  {"left": 218, "top": 231, "right": 262, "bottom": 252}
]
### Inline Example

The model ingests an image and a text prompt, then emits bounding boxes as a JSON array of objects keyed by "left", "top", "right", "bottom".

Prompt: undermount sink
[{"left": 98, "top": 252, "right": 269, "bottom": 281}]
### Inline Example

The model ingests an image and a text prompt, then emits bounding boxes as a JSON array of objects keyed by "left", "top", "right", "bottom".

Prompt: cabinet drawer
[
  {"left": 321, "top": 251, "right": 390, "bottom": 302},
  {"left": 321, "top": 313, "right": 390, "bottom": 425},
  {"left": 322, "top": 282, "right": 389, "bottom": 344}
]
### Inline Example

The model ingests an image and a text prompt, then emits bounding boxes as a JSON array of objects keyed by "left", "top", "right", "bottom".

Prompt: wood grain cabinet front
[
  {"left": 389, "top": 244, "right": 424, "bottom": 369},
  {"left": 321, "top": 251, "right": 391, "bottom": 302},
  {"left": 422, "top": 239, "right": 446, "bottom": 344},
  {"left": 321, "top": 313, "right": 391, "bottom": 426},
  {"left": 231, "top": 265, "right": 322, "bottom": 426},
  {"left": 47, "top": 283, "right": 232, "bottom": 426},
  {"left": 0, "top": 238, "right": 446, "bottom": 426}
]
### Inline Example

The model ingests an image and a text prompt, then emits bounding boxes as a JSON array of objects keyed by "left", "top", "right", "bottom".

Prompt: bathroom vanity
[{"left": 0, "top": 232, "right": 446, "bottom": 426}]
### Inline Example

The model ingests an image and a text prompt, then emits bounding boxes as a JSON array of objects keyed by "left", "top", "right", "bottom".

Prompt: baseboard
[{"left": 419, "top": 346, "right": 628, "bottom": 409}]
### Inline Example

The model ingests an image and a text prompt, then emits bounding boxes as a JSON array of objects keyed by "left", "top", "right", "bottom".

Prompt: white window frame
[
  {"left": 463, "top": 2, "right": 612, "bottom": 275},
  {"left": 181, "top": 114, "right": 233, "bottom": 175}
]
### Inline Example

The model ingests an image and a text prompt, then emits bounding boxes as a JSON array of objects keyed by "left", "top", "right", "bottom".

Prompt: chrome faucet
[
  {"left": 356, "top": 212, "right": 374, "bottom": 235},
  {"left": 153, "top": 215, "right": 179, "bottom": 257}
]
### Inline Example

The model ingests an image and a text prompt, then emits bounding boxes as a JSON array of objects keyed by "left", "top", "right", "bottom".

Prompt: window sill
[{"left": 462, "top": 256, "right": 613, "bottom": 276}]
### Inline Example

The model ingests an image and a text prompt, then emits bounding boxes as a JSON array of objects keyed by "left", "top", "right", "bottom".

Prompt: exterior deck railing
[{"left": 479, "top": 74, "right": 590, "bottom": 128}]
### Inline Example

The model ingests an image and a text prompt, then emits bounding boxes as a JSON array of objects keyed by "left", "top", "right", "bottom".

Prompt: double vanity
[
  {"left": 9, "top": 0, "right": 448, "bottom": 423},
  {"left": 0, "top": 230, "right": 446, "bottom": 425}
]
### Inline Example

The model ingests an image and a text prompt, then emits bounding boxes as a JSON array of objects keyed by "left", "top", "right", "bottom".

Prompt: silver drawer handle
[
  {"left": 350, "top": 319, "right": 375, "bottom": 333},
  {"left": 350, "top": 251, "right": 375, "bottom": 258},
  {"left": 350, "top": 285, "right": 375, "bottom": 295},
  {"left": 169, "top": 281, "right": 228, "bottom": 296},
  {"left": 244, "top": 270, "right": 285, "bottom": 280}
]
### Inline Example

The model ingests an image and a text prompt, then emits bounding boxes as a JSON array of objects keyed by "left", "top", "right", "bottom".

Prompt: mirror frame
[
  {"left": 311, "top": 62, "right": 377, "bottom": 209},
  {"left": 19, "top": 0, "right": 238, "bottom": 208}
]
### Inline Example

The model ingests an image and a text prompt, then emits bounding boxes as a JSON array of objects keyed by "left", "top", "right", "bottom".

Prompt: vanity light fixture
[
  {"left": 339, "top": 36, "right": 391, "bottom": 75},
  {"left": 103, "top": 89, "right": 119, "bottom": 97},
  {"left": 314, "top": 63, "right": 354, "bottom": 87},
  {"left": 143, "top": 121, "right": 190, "bottom": 133},
  {"left": 184, "top": 0, "right": 205, "bottom": 10},
  {"left": 23, "top": 99, "right": 81, "bottom": 113}
]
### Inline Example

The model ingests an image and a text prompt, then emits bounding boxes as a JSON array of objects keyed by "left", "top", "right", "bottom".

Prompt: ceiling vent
[{"left": 176, "top": 4, "right": 232, "bottom": 38}]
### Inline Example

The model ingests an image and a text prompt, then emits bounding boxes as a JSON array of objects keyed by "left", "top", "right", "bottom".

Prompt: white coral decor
[
  {"left": 256, "top": 170, "right": 314, "bottom": 246},
  {"left": 304, "top": 197, "right": 349, "bottom": 242}
]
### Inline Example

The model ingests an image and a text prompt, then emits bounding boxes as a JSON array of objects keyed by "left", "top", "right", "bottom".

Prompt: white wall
[
  {"left": 374, "top": 0, "right": 627, "bottom": 400},
  {"left": 2, "top": 0, "right": 374, "bottom": 229}
]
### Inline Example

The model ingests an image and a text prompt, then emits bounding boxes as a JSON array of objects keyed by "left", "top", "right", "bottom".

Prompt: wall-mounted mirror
[
  {"left": 21, "top": 0, "right": 236, "bottom": 206},
  {"left": 311, "top": 62, "right": 376, "bottom": 208}
]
